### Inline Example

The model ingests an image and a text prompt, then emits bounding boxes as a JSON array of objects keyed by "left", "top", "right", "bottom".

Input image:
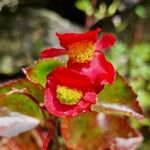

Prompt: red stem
[
  {"left": 24, "top": 92, "right": 41, "bottom": 106},
  {"left": 42, "top": 122, "right": 55, "bottom": 150},
  {"left": 91, "top": 0, "right": 97, "bottom": 8},
  {"left": 85, "top": 0, "right": 97, "bottom": 29}
]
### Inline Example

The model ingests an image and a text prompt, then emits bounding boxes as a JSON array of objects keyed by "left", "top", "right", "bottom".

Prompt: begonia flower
[
  {"left": 41, "top": 29, "right": 116, "bottom": 93},
  {"left": 45, "top": 66, "right": 96, "bottom": 117}
]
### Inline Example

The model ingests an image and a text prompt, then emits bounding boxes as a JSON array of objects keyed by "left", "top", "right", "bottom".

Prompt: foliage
[
  {"left": 108, "top": 41, "right": 150, "bottom": 150},
  {"left": 61, "top": 112, "right": 142, "bottom": 150},
  {"left": 92, "top": 73, "right": 143, "bottom": 119},
  {"left": 75, "top": 0, "right": 121, "bottom": 20}
]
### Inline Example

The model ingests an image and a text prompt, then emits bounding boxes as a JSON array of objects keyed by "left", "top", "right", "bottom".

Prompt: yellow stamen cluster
[
  {"left": 67, "top": 40, "right": 95, "bottom": 63},
  {"left": 56, "top": 85, "right": 83, "bottom": 105}
]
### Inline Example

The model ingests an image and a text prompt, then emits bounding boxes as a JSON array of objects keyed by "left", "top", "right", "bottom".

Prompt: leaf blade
[
  {"left": 92, "top": 73, "right": 143, "bottom": 119},
  {"left": 23, "top": 59, "right": 64, "bottom": 86},
  {"left": 61, "top": 112, "right": 143, "bottom": 150},
  {"left": 0, "top": 78, "right": 44, "bottom": 102},
  {"left": 0, "top": 92, "right": 43, "bottom": 137}
]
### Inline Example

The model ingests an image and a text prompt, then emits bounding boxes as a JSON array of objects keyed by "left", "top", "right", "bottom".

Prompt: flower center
[
  {"left": 67, "top": 40, "right": 95, "bottom": 63},
  {"left": 56, "top": 85, "right": 83, "bottom": 105}
]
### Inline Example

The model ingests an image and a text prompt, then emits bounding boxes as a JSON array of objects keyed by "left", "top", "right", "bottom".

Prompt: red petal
[
  {"left": 44, "top": 76, "right": 93, "bottom": 117},
  {"left": 92, "top": 52, "right": 116, "bottom": 85},
  {"left": 96, "top": 33, "right": 116, "bottom": 51},
  {"left": 68, "top": 52, "right": 115, "bottom": 93},
  {"left": 40, "top": 48, "right": 66, "bottom": 58},
  {"left": 50, "top": 67, "right": 93, "bottom": 91},
  {"left": 83, "top": 92, "right": 96, "bottom": 104},
  {"left": 56, "top": 28, "right": 101, "bottom": 48}
]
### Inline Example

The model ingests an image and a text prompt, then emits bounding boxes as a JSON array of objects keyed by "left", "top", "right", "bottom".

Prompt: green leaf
[
  {"left": 23, "top": 59, "right": 64, "bottom": 86},
  {"left": 0, "top": 78, "right": 44, "bottom": 102},
  {"left": 135, "top": 5, "right": 146, "bottom": 18},
  {"left": 61, "top": 112, "right": 143, "bottom": 150},
  {"left": 0, "top": 93, "right": 43, "bottom": 119},
  {"left": 107, "top": 0, "right": 121, "bottom": 16},
  {"left": 0, "top": 93, "right": 43, "bottom": 137},
  {"left": 75, "top": 0, "right": 94, "bottom": 16},
  {"left": 94, "top": 3, "right": 107, "bottom": 20},
  {"left": 91, "top": 73, "right": 143, "bottom": 119},
  {"left": 0, "top": 79, "right": 44, "bottom": 137}
]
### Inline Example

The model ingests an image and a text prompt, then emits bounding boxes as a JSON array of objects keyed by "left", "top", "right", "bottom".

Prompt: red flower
[
  {"left": 41, "top": 29, "right": 116, "bottom": 93},
  {"left": 45, "top": 67, "right": 96, "bottom": 117}
]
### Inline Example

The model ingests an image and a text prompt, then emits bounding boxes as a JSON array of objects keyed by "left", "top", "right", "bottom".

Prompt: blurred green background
[{"left": 0, "top": 0, "right": 149, "bottom": 149}]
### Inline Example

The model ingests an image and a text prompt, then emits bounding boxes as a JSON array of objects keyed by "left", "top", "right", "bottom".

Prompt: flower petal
[
  {"left": 51, "top": 67, "right": 93, "bottom": 91},
  {"left": 91, "top": 52, "right": 116, "bottom": 85},
  {"left": 56, "top": 28, "right": 101, "bottom": 48},
  {"left": 40, "top": 48, "right": 66, "bottom": 58},
  {"left": 83, "top": 92, "right": 96, "bottom": 104},
  {"left": 68, "top": 52, "right": 115, "bottom": 93},
  {"left": 83, "top": 51, "right": 115, "bottom": 85},
  {"left": 96, "top": 33, "right": 116, "bottom": 51}
]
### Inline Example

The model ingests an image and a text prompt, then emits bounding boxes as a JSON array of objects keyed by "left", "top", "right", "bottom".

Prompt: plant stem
[
  {"left": 85, "top": 0, "right": 97, "bottom": 29},
  {"left": 42, "top": 117, "right": 56, "bottom": 150}
]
